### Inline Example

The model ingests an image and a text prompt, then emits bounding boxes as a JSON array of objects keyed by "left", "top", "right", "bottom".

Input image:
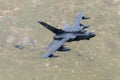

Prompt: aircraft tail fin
[{"left": 38, "top": 21, "right": 62, "bottom": 34}]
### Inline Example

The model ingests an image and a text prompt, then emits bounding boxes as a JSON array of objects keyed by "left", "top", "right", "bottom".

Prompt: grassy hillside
[{"left": 0, "top": 0, "right": 120, "bottom": 80}]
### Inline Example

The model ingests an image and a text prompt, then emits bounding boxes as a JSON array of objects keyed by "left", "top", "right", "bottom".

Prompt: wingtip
[
  {"left": 38, "top": 21, "right": 42, "bottom": 24},
  {"left": 43, "top": 53, "right": 52, "bottom": 58},
  {"left": 38, "top": 21, "right": 46, "bottom": 26},
  {"left": 43, "top": 54, "right": 49, "bottom": 58}
]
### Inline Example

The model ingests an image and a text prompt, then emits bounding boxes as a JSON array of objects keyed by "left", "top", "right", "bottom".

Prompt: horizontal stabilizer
[{"left": 38, "top": 21, "right": 61, "bottom": 34}]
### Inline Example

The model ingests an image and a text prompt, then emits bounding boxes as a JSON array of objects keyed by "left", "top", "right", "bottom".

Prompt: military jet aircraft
[{"left": 38, "top": 12, "right": 96, "bottom": 58}]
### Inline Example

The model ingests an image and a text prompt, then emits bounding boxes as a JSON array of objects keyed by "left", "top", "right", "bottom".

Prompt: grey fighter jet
[{"left": 38, "top": 12, "right": 96, "bottom": 58}]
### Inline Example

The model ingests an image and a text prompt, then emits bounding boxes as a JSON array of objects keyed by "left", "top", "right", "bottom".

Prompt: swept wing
[
  {"left": 43, "top": 37, "right": 69, "bottom": 58},
  {"left": 43, "top": 34, "right": 76, "bottom": 58}
]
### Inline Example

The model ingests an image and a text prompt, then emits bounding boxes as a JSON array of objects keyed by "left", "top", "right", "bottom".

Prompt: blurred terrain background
[{"left": 0, "top": 0, "right": 120, "bottom": 80}]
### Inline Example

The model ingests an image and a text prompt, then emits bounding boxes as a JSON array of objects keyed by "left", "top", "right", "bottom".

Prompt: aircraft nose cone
[{"left": 90, "top": 32, "right": 96, "bottom": 37}]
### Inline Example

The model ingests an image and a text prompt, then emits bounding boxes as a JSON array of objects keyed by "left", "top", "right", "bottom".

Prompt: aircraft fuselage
[{"left": 53, "top": 31, "right": 95, "bottom": 42}]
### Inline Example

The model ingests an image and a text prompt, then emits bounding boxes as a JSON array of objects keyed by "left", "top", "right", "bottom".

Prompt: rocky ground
[{"left": 0, "top": 0, "right": 120, "bottom": 80}]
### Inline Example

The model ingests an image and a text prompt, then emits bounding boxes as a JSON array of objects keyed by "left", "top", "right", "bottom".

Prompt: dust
[
  {"left": 6, "top": 35, "right": 15, "bottom": 43},
  {"left": 118, "top": 6, "right": 120, "bottom": 15},
  {"left": 113, "top": 0, "right": 120, "bottom": 15},
  {"left": 113, "top": 0, "right": 120, "bottom": 3}
]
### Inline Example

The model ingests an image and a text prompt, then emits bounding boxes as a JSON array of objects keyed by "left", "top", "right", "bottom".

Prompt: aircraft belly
[{"left": 75, "top": 36, "right": 85, "bottom": 41}]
